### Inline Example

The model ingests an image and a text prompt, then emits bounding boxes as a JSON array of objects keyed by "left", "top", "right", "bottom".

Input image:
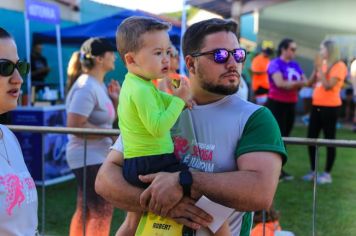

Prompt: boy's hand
[
  {"left": 185, "top": 98, "right": 196, "bottom": 110},
  {"left": 173, "top": 78, "right": 191, "bottom": 106}
]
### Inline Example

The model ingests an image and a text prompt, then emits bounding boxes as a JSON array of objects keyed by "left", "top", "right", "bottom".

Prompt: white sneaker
[
  {"left": 317, "top": 172, "right": 332, "bottom": 184},
  {"left": 302, "top": 171, "right": 315, "bottom": 182}
]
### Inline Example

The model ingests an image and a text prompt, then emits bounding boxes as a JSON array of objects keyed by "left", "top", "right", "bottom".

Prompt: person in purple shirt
[{"left": 266, "top": 38, "right": 307, "bottom": 181}]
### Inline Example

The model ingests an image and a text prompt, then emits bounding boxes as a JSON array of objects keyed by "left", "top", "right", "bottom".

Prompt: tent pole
[
  {"left": 179, "top": 0, "right": 187, "bottom": 76},
  {"left": 24, "top": 13, "right": 32, "bottom": 106},
  {"left": 231, "top": 0, "right": 242, "bottom": 38},
  {"left": 55, "top": 25, "right": 64, "bottom": 100}
]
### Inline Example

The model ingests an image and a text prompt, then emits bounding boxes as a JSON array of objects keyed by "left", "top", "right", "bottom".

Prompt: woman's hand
[{"left": 107, "top": 79, "right": 121, "bottom": 104}]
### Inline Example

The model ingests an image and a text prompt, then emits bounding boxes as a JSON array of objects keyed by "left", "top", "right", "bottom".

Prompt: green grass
[
  {"left": 37, "top": 125, "right": 356, "bottom": 236},
  {"left": 275, "top": 125, "right": 356, "bottom": 236},
  {"left": 37, "top": 180, "right": 125, "bottom": 236}
]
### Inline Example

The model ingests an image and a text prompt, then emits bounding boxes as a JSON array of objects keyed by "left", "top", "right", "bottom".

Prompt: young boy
[{"left": 116, "top": 16, "right": 191, "bottom": 235}]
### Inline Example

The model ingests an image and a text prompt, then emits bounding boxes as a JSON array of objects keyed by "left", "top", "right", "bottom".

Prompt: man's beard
[
  {"left": 197, "top": 68, "right": 239, "bottom": 95},
  {"left": 201, "top": 82, "right": 239, "bottom": 95}
]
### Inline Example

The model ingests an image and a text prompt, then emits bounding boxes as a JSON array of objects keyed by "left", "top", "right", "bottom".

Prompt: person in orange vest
[
  {"left": 302, "top": 40, "right": 348, "bottom": 184},
  {"left": 251, "top": 40, "right": 274, "bottom": 105}
]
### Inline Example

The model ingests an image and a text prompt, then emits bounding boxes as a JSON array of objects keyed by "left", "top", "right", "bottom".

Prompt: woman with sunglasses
[
  {"left": 0, "top": 27, "right": 38, "bottom": 235},
  {"left": 266, "top": 38, "right": 307, "bottom": 181},
  {"left": 302, "top": 40, "right": 347, "bottom": 184}
]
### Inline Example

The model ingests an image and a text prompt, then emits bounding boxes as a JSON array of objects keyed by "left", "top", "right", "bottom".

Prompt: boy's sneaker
[
  {"left": 317, "top": 172, "right": 332, "bottom": 184},
  {"left": 279, "top": 170, "right": 294, "bottom": 181},
  {"left": 302, "top": 171, "right": 315, "bottom": 182}
]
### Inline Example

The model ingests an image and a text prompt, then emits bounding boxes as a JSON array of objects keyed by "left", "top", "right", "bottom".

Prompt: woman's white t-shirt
[{"left": 0, "top": 125, "right": 38, "bottom": 236}]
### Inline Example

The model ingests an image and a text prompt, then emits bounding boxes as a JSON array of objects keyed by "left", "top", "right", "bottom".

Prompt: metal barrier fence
[
  {"left": 7, "top": 125, "right": 356, "bottom": 236},
  {"left": 8, "top": 125, "right": 119, "bottom": 236}
]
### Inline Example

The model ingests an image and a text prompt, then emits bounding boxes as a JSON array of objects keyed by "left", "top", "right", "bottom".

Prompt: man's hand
[
  {"left": 139, "top": 172, "right": 183, "bottom": 216},
  {"left": 168, "top": 197, "right": 213, "bottom": 230}
]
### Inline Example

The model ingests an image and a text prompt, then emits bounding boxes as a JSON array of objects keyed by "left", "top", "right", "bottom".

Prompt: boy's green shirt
[{"left": 118, "top": 72, "right": 185, "bottom": 158}]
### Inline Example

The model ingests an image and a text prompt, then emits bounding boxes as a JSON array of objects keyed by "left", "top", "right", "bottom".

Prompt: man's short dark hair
[
  {"left": 116, "top": 16, "right": 171, "bottom": 63},
  {"left": 0, "top": 27, "right": 12, "bottom": 39},
  {"left": 182, "top": 18, "right": 238, "bottom": 57}
]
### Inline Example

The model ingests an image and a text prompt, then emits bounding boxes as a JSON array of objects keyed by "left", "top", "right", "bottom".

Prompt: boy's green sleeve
[{"left": 132, "top": 88, "right": 185, "bottom": 137}]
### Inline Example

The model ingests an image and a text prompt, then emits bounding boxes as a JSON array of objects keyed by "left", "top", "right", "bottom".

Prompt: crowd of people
[
  {"left": 248, "top": 37, "right": 349, "bottom": 184},
  {"left": 0, "top": 11, "right": 354, "bottom": 236}
]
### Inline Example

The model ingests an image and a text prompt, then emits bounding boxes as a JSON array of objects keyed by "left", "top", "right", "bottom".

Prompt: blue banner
[{"left": 25, "top": 0, "right": 60, "bottom": 24}]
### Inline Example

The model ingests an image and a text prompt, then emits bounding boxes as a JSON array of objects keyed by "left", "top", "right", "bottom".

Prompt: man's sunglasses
[
  {"left": 191, "top": 48, "right": 246, "bottom": 64},
  {"left": 0, "top": 59, "right": 30, "bottom": 77}
]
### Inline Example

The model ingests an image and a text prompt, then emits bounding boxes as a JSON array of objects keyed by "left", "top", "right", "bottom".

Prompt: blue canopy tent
[
  {"left": 32, "top": 9, "right": 182, "bottom": 88},
  {"left": 33, "top": 9, "right": 182, "bottom": 48}
]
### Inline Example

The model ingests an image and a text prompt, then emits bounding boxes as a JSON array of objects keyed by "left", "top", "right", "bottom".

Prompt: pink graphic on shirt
[
  {"left": 192, "top": 144, "right": 213, "bottom": 161},
  {"left": 173, "top": 136, "right": 189, "bottom": 160},
  {"left": 24, "top": 177, "right": 36, "bottom": 190},
  {"left": 0, "top": 174, "right": 25, "bottom": 216},
  {"left": 106, "top": 102, "right": 115, "bottom": 119}
]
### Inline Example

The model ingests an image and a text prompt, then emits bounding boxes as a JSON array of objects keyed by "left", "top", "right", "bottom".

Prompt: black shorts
[
  {"left": 254, "top": 87, "right": 269, "bottom": 96},
  {"left": 72, "top": 164, "right": 108, "bottom": 210},
  {"left": 123, "top": 153, "right": 188, "bottom": 188}
]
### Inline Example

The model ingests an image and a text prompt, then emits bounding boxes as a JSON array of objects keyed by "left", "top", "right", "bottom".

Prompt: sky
[{"left": 91, "top": 0, "right": 186, "bottom": 14}]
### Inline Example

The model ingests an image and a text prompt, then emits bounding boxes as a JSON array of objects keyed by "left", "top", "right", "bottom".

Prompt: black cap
[{"left": 80, "top": 37, "right": 116, "bottom": 56}]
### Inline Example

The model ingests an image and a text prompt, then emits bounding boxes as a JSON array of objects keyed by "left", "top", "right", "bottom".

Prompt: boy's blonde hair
[{"left": 116, "top": 16, "right": 171, "bottom": 63}]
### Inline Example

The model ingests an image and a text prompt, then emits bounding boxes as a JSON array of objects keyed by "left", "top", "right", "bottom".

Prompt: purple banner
[{"left": 25, "top": 0, "right": 60, "bottom": 24}]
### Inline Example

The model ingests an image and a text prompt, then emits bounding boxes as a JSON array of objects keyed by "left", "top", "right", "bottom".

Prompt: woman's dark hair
[
  {"left": 277, "top": 38, "right": 294, "bottom": 57},
  {"left": 182, "top": 18, "right": 238, "bottom": 57},
  {"left": 0, "top": 27, "right": 12, "bottom": 39}
]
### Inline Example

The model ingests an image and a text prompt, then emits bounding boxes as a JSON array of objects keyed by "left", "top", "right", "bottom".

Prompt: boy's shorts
[{"left": 123, "top": 153, "right": 188, "bottom": 188}]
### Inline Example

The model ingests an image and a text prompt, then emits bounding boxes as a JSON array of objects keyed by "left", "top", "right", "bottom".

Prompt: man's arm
[
  {"left": 95, "top": 148, "right": 213, "bottom": 228},
  {"left": 191, "top": 151, "right": 281, "bottom": 211},
  {"left": 140, "top": 151, "right": 282, "bottom": 212},
  {"left": 95, "top": 149, "right": 144, "bottom": 212}
]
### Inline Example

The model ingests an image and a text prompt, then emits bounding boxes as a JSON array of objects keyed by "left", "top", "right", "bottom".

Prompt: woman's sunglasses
[
  {"left": 0, "top": 59, "right": 30, "bottom": 77},
  {"left": 191, "top": 48, "right": 246, "bottom": 64}
]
